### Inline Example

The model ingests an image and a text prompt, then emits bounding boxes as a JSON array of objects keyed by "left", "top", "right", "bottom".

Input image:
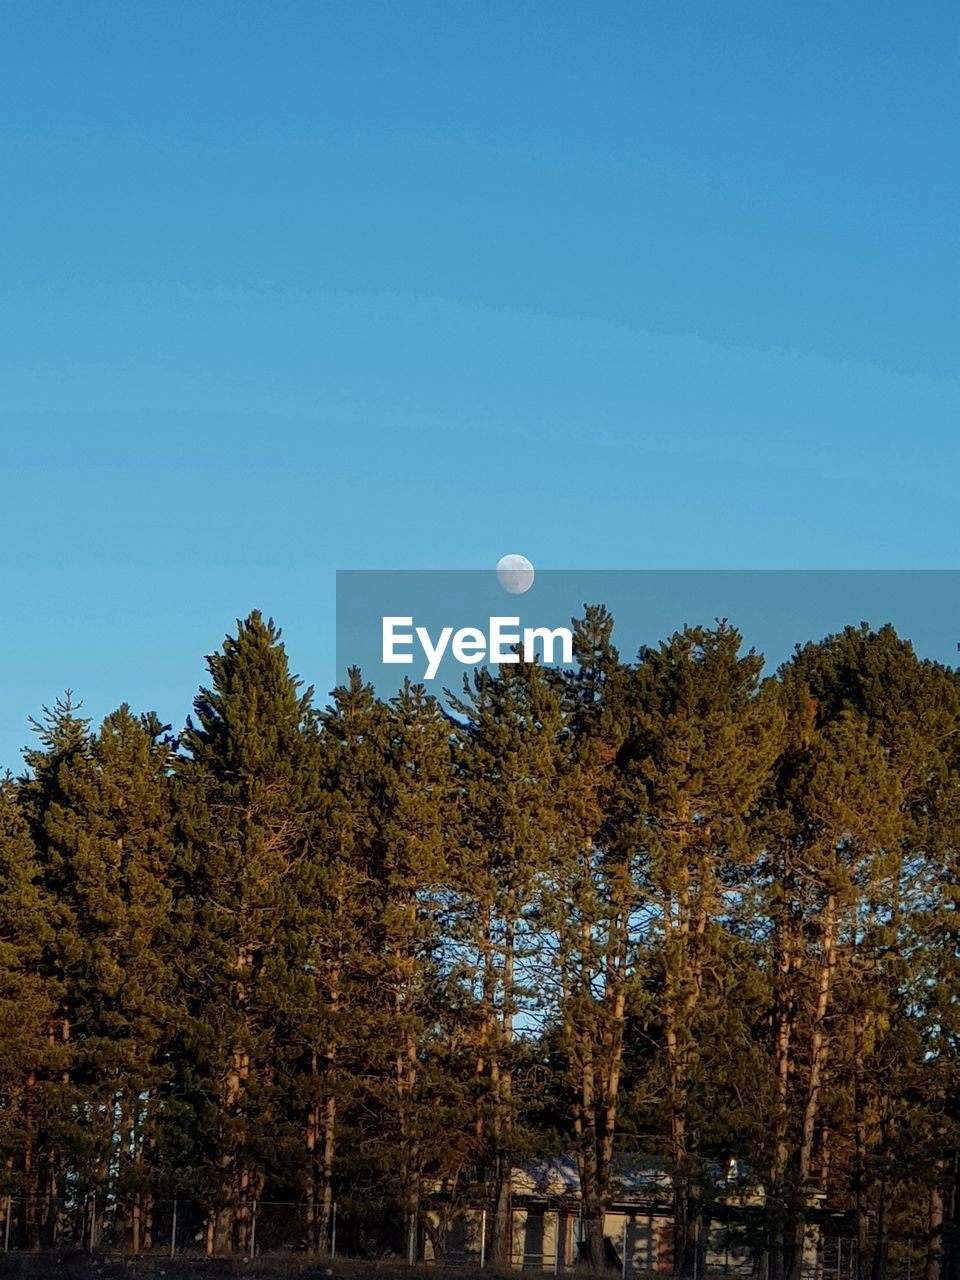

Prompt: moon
[{"left": 496, "top": 553, "right": 535, "bottom": 595}]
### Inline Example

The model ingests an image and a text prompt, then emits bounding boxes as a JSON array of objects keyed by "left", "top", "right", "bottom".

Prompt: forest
[{"left": 0, "top": 607, "right": 957, "bottom": 1280}]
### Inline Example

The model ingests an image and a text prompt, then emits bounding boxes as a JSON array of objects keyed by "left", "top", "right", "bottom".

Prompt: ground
[{"left": 0, "top": 1255, "right": 495, "bottom": 1280}]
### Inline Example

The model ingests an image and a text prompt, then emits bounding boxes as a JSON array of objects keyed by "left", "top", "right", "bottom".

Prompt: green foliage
[
  {"left": 0, "top": 778, "right": 58, "bottom": 1193},
  {"left": 172, "top": 613, "right": 323, "bottom": 1243},
  {"left": 1, "top": 611, "right": 957, "bottom": 1278}
]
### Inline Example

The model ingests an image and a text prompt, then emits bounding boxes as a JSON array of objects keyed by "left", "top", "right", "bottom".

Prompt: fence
[
  {"left": 0, "top": 1196, "right": 332, "bottom": 1258},
  {"left": 818, "top": 1235, "right": 927, "bottom": 1280},
  {"left": 0, "top": 1195, "right": 937, "bottom": 1280}
]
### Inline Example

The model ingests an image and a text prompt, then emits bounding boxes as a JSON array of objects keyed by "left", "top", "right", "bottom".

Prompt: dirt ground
[{"left": 0, "top": 1253, "right": 492, "bottom": 1280}]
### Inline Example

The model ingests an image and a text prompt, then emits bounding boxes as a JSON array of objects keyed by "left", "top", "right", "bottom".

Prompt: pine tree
[
  {"left": 547, "top": 604, "right": 636, "bottom": 1274},
  {"left": 625, "top": 623, "right": 783, "bottom": 1277},
  {"left": 299, "top": 667, "right": 391, "bottom": 1253},
  {"left": 18, "top": 694, "right": 93, "bottom": 1245},
  {"left": 0, "top": 778, "right": 59, "bottom": 1242},
  {"left": 40, "top": 705, "right": 177, "bottom": 1248},
  {"left": 309, "top": 677, "right": 464, "bottom": 1259},
  {"left": 762, "top": 625, "right": 950, "bottom": 1280},
  {"left": 449, "top": 658, "right": 567, "bottom": 1269},
  {"left": 173, "top": 612, "right": 320, "bottom": 1253},
  {"left": 4, "top": 607, "right": 959, "bottom": 1270},
  {"left": 375, "top": 680, "right": 459, "bottom": 1257}
]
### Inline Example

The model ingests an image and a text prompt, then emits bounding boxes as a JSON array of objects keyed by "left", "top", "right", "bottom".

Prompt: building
[{"left": 425, "top": 1155, "right": 820, "bottom": 1274}]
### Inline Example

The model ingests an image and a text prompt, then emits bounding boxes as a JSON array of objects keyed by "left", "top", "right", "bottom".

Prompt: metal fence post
[
  {"left": 331, "top": 1200, "right": 337, "bottom": 1259},
  {"left": 249, "top": 1198, "right": 257, "bottom": 1260},
  {"left": 621, "top": 1219, "right": 628, "bottom": 1280},
  {"left": 480, "top": 1209, "right": 486, "bottom": 1270},
  {"left": 170, "top": 1200, "right": 178, "bottom": 1259}
]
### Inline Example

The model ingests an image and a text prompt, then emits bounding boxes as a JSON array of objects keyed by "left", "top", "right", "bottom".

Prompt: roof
[{"left": 512, "top": 1154, "right": 762, "bottom": 1207}]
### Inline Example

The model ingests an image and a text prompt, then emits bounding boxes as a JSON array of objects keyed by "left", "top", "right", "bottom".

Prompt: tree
[
  {"left": 625, "top": 623, "right": 782, "bottom": 1277},
  {"left": 0, "top": 777, "right": 58, "bottom": 1243},
  {"left": 174, "top": 612, "right": 320, "bottom": 1253},
  {"left": 374, "top": 680, "right": 460, "bottom": 1256},
  {"left": 546, "top": 604, "right": 637, "bottom": 1274},
  {"left": 300, "top": 667, "right": 390, "bottom": 1253},
  {"left": 18, "top": 694, "right": 93, "bottom": 1245},
  {"left": 34, "top": 705, "right": 178, "bottom": 1248},
  {"left": 763, "top": 625, "right": 958, "bottom": 1280},
  {"left": 449, "top": 658, "right": 566, "bottom": 1269}
]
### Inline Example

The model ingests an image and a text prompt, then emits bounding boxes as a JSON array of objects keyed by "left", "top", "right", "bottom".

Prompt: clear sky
[{"left": 1, "top": 2, "right": 958, "bottom": 769}]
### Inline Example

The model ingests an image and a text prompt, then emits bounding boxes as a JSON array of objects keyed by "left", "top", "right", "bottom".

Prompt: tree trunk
[
  {"left": 854, "top": 1011, "right": 869, "bottom": 1276},
  {"left": 870, "top": 1175, "right": 889, "bottom": 1280},
  {"left": 684, "top": 1184, "right": 705, "bottom": 1280},
  {"left": 491, "top": 1165, "right": 513, "bottom": 1271},
  {"left": 397, "top": 918, "right": 421, "bottom": 1263},
  {"left": 490, "top": 913, "right": 515, "bottom": 1271},
  {"left": 771, "top": 917, "right": 796, "bottom": 1280},
  {"left": 789, "top": 893, "right": 837, "bottom": 1280},
  {"left": 23, "top": 1069, "right": 39, "bottom": 1250},
  {"left": 926, "top": 1186, "right": 944, "bottom": 1280},
  {"left": 319, "top": 1092, "right": 336, "bottom": 1252},
  {"left": 573, "top": 879, "right": 629, "bottom": 1276},
  {"left": 305, "top": 1082, "right": 320, "bottom": 1254}
]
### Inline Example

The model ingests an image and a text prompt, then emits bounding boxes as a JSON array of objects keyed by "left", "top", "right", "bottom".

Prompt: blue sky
[{"left": 1, "top": 2, "right": 958, "bottom": 768}]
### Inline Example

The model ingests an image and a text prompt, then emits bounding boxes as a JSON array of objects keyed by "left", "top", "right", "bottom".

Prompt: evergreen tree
[
  {"left": 762, "top": 625, "right": 952, "bottom": 1280},
  {"left": 547, "top": 604, "right": 638, "bottom": 1274},
  {"left": 299, "top": 667, "right": 391, "bottom": 1253},
  {"left": 374, "top": 680, "right": 460, "bottom": 1256},
  {"left": 625, "top": 623, "right": 783, "bottom": 1277},
  {"left": 0, "top": 778, "right": 58, "bottom": 1240},
  {"left": 174, "top": 612, "right": 320, "bottom": 1253},
  {"left": 18, "top": 694, "right": 93, "bottom": 1245},
  {"left": 37, "top": 705, "right": 177, "bottom": 1249},
  {"left": 2, "top": 608, "right": 957, "bottom": 1272},
  {"left": 449, "top": 658, "right": 567, "bottom": 1269}
]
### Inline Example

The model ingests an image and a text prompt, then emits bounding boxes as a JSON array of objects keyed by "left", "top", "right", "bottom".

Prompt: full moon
[{"left": 496, "top": 553, "right": 535, "bottom": 594}]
